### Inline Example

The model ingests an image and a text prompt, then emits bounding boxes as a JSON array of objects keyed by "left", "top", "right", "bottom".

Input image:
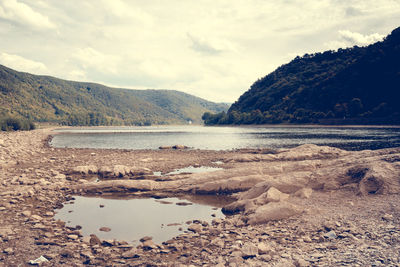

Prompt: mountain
[
  {"left": 203, "top": 26, "right": 400, "bottom": 125},
  {"left": 0, "top": 64, "right": 229, "bottom": 125}
]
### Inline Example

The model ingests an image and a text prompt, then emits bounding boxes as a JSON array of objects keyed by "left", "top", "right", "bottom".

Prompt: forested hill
[
  {"left": 0, "top": 64, "right": 229, "bottom": 125},
  {"left": 203, "top": 26, "right": 400, "bottom": 125}
]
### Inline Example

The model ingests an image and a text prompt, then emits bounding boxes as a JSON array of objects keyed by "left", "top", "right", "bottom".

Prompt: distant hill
[
  {"left": 203, "top": 26, "right": 400, "bottom": 125},
  {"left": 0, "top": 65, "right": 229, "bottom": 125}
]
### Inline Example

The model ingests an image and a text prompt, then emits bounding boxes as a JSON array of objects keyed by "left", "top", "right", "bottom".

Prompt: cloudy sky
[{"left": 0, "top": 0, "right": 399, "bottom": 102}]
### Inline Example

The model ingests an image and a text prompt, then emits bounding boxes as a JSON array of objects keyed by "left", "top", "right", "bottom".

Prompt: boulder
[
  {"left": 257, "top": 242, "right": 273, "bottom": 255},
  {"left": 98, "top": 166, "right": 113, "bottom": 178},
  {"left": 222, "top": 199, "right": 256, "bottom": 214},
  {"left": 196, "top": 175, "right": 265, "bottom": 194},
  {"left": 112, "top": 165, "right": 131, "bottom": 177},
  {"left": 89, "top": 234, "right": 101, "bottom": 246},
  {"left": 72, "top": 165, "right": 98, "bottom": 175},
  {"left": 128, "top": 167, "right": 153, "bottom": 177},
  {"left": 122, "top": 248, "right": 139, "bottom": 259},
  {"left": 241, "top": 243, "right": 258, "bottom": 259},
  {"left": 256, "top": 187, "right": 289, "bottom": 204},
  {"left": 142, "top": 239, "right": 157, "bottom": 250},
  {"left": 247, "top": 201, "right": 303, "bottom": 225},
  {"left": 188, "top": 224, "right": 202, "bottom": 233}
]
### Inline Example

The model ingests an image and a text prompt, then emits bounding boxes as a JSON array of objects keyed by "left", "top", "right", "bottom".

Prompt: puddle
[
  {"left": 54, "top": 195, "right": 231, "bottom": 245},
  {"left": 154, "top": 166, "right": 223, "bottom": 176}
]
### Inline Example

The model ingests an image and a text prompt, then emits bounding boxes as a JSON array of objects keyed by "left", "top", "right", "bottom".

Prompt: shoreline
[{"left": 0, "top": 129, "right": 399, "bottom": 266}]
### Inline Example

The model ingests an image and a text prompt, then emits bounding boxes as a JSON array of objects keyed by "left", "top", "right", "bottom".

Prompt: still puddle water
[
  {"left": 55, "top": 195, "right": 229, "bottom": 244},
  {"left": 168, "top": 166, "right": 222, "bottom": 175}
]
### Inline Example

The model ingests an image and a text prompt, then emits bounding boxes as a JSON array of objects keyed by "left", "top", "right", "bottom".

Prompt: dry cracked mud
[{"left": 0, "top": 128, "right": 399, "bottom": 266}]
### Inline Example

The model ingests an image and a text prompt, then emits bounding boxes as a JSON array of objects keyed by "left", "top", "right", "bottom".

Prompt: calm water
[
  {"left": 55, "top": 196, "right": 228, "bottom": 244},
  {"left": 51, "top": 125, "right": 400, "bottom": 151}
]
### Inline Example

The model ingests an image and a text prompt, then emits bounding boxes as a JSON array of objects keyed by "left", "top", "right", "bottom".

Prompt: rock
[
  {"left": 259, "top": 254, "right": 272, "bottom": 262},
  {"left": 60, "top": 249, "right": 74, "bottom": 258},
  {"left": 89, "top": 234, "right": 101, "bottom": 246},
  {"left": 382, "top": 213, "right": 393, "bottom": 221},
  {"left": 102, "top": 240, "right": 115, "bottom": 247},
  {"left": 139, "top": 236, "right": 152, "bottom": 242},
  {"left": 197, "top": 175, "right": 265, "bottom": 194},
  {"left": 176, "top": 202, "right": 193, "bottom": 206},
  {"left": 28, "top": 255, "right": 49, "bottom": 265},
  {"left": 294, "top": 257, "right": 308, "bottom": 267},
  {"left": 122, "top": 248, "right": 139, "bottom": 259},
  {"left": 76, "top": 179, "right": 157, "bottom": 193},
  {"left": 98, "top": 166, "right": 113, "bottom": 178},
  {"left": 324, "top": 230, "right": 337, "bottom": 239},
  {"left": 31, "top": 215, "right": 43, "bottom": 221},
  {"left": 159, "top": 146, "right": 173, "bottom": 150},
  {"left": 172, "top": 145, "right": 188, "bottom": 149},
  {"left": 241, "top": 243, "right": 258, "bottom": 259},
  {"left": 248, "top": 201, "right": 303, "bottom": 225},
  {"left": 22, "top": 210, "right": 32, "bottom": 217},
  {"left": 222, "top": 199, "right": 254, "bottom": 214},
  {"left": 112, "top": 165, "right": 130, "bottom": 177},
  {"left": 256, "top": 187, "right": 289, "bottom": 204},
  {"left": 72, "top": 165, "right": 98, "bottom": 175},
  {"left": 67, "top": 234, "right": 79, "bottom": 240},
  {"left": 3, "top": 247, "right": 13, "bottom": 254},
  {"left": 293, "top": 188, "right": 313, "bottom": 199},
  {"left": 257, "top": 242, "right": 272, "bottom": 255},
  {"left": 142, "top": 239, "right": 157, "bottom": 250},
  {"left": 99, "top": 227, "right": 111, "bottom": 232},
  {"left": 44, "top": 211, "right": 54, "bottom": 217},
  {"left": 82, "top": 236, "right": 91, "bottom": 244},
  {"left": 188, "top": 223, "right": 202, "bottom": 233}
]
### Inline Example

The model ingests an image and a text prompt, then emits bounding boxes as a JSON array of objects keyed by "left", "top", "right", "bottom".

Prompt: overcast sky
[{"left": 0, "top": 0, "right": 399, "bottom": 102}]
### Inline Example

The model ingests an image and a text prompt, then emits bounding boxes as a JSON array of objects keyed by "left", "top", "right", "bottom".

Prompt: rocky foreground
[{"left": 0, "top": 129, "right": 399, "bottom": 266}]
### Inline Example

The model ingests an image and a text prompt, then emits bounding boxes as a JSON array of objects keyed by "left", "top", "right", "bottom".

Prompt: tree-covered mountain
[
  {"left": 203, "top": 26, "right": 400, "bottom": 125},
  {"left": 0, "top": 64, "right": 229, "bottom": 125}
]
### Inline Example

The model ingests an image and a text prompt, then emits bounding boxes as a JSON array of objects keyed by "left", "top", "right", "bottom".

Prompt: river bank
[{"left": 0, "top": 129, "right": 399, "bottom": 266}]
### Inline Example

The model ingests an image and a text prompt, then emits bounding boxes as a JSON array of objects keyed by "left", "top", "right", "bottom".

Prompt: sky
[{"left": 0, "top": 0, "right": 399, "bottom": 103}]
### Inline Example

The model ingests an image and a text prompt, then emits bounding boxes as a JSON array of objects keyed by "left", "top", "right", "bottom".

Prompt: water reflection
[{"left": 55, "top": 195, "right": 229, "bottom": 244}]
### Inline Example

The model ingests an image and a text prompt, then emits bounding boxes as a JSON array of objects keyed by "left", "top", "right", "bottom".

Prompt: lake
[{"left": 50, "top": 125, "right": 400, "bottom": 151}]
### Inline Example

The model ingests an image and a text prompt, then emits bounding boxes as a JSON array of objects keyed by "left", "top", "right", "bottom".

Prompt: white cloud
[
  {"left": 325, "top": 30, "right": 386, "bottom": 50},
  {"left": 100, "top": 0, "right": 153, "bottom": 24},
  {"left": 338, "top": 30, "right": 385, "bottom": 46},
  {"left": 72, "top": 47, "right": 121, "bottom": 75},
  {"left": 0, "top": 52, "right": 48, "bottom": 73},
  {"left": 187, "top": 33, "right": 237, "bottom": 55},
  {"left": 0, "top": 0, "right": 55, "bottom": 30},
  {"left": 187, "top": 33, "right": 222, "bottom": 55},
  {"left": 67, "top": 69, "right": 87, "bottom": 81}
]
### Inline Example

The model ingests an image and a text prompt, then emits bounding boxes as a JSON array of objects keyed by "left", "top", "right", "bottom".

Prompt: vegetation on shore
[
  {"left": 0, "top": 116, "right": 35, "bottom": 131},
  {"left": 0, "top": 65, "right": 229, "bottom": 126},
  {"left": 203, "top": 26, "right": 400, "bottom": 125}
]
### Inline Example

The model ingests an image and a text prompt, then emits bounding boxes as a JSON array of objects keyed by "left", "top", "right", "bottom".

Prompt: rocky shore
[{"left": 0, "top": 129, "right": 399, "bottom": 266}]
